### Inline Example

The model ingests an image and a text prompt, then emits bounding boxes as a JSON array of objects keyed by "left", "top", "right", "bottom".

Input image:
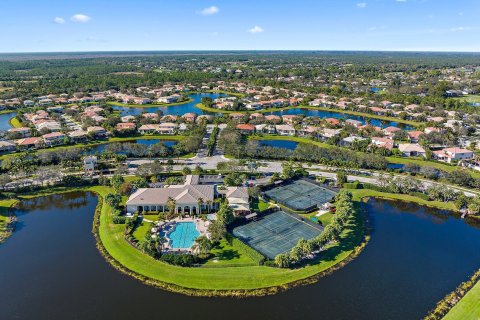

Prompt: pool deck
[{"left": 158, "top": 217, "right": 210, "bottom": 253}]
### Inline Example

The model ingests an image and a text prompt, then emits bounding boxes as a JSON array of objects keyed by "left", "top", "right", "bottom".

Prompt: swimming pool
[{"left": 167, "top": 222, "right": 200, "bottom": 249}]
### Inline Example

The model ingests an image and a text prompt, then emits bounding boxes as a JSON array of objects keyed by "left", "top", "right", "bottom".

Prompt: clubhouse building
[{"left": 126, "top": 175, "right": 250, "bottom": 215}]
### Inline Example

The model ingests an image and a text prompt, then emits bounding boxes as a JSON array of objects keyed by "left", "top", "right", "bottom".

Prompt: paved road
[{"left": 126, "top": 155, "right": 479, "bottom": 197}]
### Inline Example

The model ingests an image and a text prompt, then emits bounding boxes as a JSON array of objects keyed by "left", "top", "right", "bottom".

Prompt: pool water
[{"left": 168, "top": 222, "right": 200, "bottom": 249}]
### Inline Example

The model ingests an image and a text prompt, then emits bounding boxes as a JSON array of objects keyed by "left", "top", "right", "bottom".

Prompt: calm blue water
[
  {"left": 387, "top": 163, "right": 405, "bottom": 170},
  {"left": 266, "top": 108, "right": 413, "bottom": 130},
  {"left": 0, "top": 112, "right": 15, "bottom": 131},
  {"left": 168, "top": 222, "right": 200, "bottom": 249},
  {"left": 111, "top": 93, "right": 225, "bottom": 116},
  {"left": 259, "top": 139, "right": 299, "bottom": 150},
  {"left": 85, "top": 139, "right": 177, "bottom": 154}
]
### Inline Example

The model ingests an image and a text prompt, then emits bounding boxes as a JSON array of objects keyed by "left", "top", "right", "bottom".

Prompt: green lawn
[
  {"left": 443, "top": 281, "right": 480, "bottom": 319},
  {"left": 8, "top": 117, "right": 22, "bottom": 128},
  {"left": 95, "top": 185, "right": 366, "bottom": 291},
  {"left": 133, "top": 221, "right": 151, "bottom": 242},
  {"left": 0, "top": 199, "right": 19, "bottom": 242},
  {"left": 251, "top": 198, "right": 271, "bottom": 212},
  {"left": 203, "top": 239, "right": 256, "bottom": 267},
  {"left": 386, "top": 156, "right": 480, "bottom": 179},
  {"left": 453, "top": 94, "right": 480, "bottom": 103},
  {"left": 349, "top": 189, "right": 457, "bottom": 211}
]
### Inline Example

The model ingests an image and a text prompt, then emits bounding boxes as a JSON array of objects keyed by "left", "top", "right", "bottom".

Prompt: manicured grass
[
  {"left": 349, "top": 189, "right": 457, "bottom": 211},
  {"left": 453, "top": 94, "right": 480, "bottom": 103},
  {"left": 133, "top": 221, "right": 151, "bottom": 242},
  {"left": 203, "top": 239, "right": 257, "bottom": 267},
  {"left": 96, "top": 185, "right": 366, "bottom": 290},
  {"left": 386, "top": 156, "right": 480, "bottom": 179},
  {"left": 443, "top": 281, "right": 480, "bottom": 319},
  {"left": 106, "top": 98, "right": 193, "bottom": 108},
  {"left": 251, "top": 198, "right": 271, "bottom": 212},
  {"left": 0, "top": 199, "right": 19, "bottom": 242},
  {"left": 8, "top": 117, "right": 22, "bottom": 128}
]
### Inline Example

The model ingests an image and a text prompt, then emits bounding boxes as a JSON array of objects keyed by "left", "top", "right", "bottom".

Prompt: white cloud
[
  {"left": 71, "top": 14, "right": 91, "bottom": 23},
  {"left": 450, "top": 26, "right": 471, "bottom": 32},
  {"left": 248, "top": 26, "right": 264, "bottom": 34},
  {"left": 198, "top": 6, "right": 219, "bottom": 16},
  {"left": 53, "top": 17, "right": 65, "bottom": 24},
  {"left": 357, "top": 2, "right": 367, "bottom": 8},
  {"left": 395, "top": 0, "right": 407, "bottom": 2}
]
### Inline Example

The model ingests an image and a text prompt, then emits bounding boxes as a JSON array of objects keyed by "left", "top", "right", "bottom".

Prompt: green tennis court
[
  {"left": 232, "top": 210, "right": 323, "bottom": 259},
  {"left": 263, "top": 179, "right": 336, "bottom": 211}
]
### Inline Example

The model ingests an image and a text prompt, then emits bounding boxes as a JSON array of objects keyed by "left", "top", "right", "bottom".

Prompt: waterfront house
[
  {"left": 42, "top": 132, "right": 66, "bottom": 147},
  {"left": 0, "top": 141, "right": 16, "bottom": 153},
  {"left": 7, "top": 127, "right": 30, "bottom": 138},
  {"left": 433, "top": 147, "right": 474, "bottom": 163},
  {"left": 236, "top": 124, "right": 255, "bottom": 135},
  {"left": 398, "top": 143, "right": 426, "bottom": 157},
  {"left": 275, "top": 124, "right": 296, "bottom": 136},
  {"left": 116, "top": 122, "right": 136, "bottom": 131},
  {"left": 15, "top": 137, "right": 42, "bottom": 150}
]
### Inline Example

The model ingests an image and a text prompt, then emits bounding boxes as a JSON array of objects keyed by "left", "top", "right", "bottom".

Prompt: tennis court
[
  {"left": 263, "top": 179, "right": 337, "bottom": 211},
  {"left": 232, "top": 210, "right": 323, "bottom": 259}
]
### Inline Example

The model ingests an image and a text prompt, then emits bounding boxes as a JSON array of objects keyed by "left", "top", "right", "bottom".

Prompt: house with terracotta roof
[
  {"left": 265, "top": 115, "right": 281, "bottom": 124},
  {"left": 42, "top": 132, "right": 66, "bottom": 147},
  {"left": 116, "top": 122, "right": 136, "bottom": 131},
  {"left": 281, "top": 115, "right": 298, "bottom": 125},
  {"left": 383, "top": 126, "right": 401, "bottom": 137},
  {"left": 433, "top": 147, "right": 474, "bottom": 163},
  {"left": 15, "top": 137, "right": 42, "bottom": 150},
  {"left": 325, "top": 118, "right": 340, "bottom": 126},
  {"left": 407, "top": 131, "right": 423, "bottom": 143},
  {"left": 236, "top": 124, "right": 255, "bottom": 135},
  {"left": 182, "top": 113, "right": 197, "bottom": 122},
  {"left": 138, "top": 124, "right": 160, "bottom": 135},
  {"left": 371, "top": 137, "right": 394, "bottom": 150}
]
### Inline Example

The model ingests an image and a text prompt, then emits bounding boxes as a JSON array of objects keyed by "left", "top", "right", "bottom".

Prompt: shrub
[
  {"left": 343, "top": 181, "right": 362, "bottom": 189},
  {"left": 227, "top": 234, "right": 265, "bottom": 265},
  {"left": 113, "top": 216, "right": 127, "bottom": 224},
  {"left": 160, "top": 254, "right": 199, "bottom": 267}
]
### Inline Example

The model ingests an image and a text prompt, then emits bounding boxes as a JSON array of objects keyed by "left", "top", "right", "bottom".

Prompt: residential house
[
  {"left": 433, "top": 147, "right": 474, "bottom": 163},
  {"left": 0, "top": 141, "right": 16, "bottom": 153},
  {"left": 7, "top": 127, "right": 30, "bottom": 138},
  {"left": 87, "top": 126, "right": 108, "bottom": 138},
  {"left": 116, "top": 122, "right": 136, "bottom": 132},
  {"left": 275, "top": 124, "right": 296, "bottom": 136},
  {"left": 236, "top": 124, "right": 255, "bottom": 135},
  {"left": 371, "top": 137, "right": 394, "bottom": 150},
  {"left": 42, "top": 132, "right": 66, "bottom": 147},
  {"left": 15, "top": 137, "right": 42, "bottom": 150},
  {"left": 398, "top": 143, "right": 426, "bottom": 157}
]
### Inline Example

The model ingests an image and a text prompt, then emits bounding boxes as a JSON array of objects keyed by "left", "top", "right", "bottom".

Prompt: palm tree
[
  {"left": 167, "top": 197, "right": 176, "bottom": 219},
  {"left": 197, "top": 197, "right": 204, "bottom": 216},
  {"left": 205, "top": 200, "right": 213, "bottom": 213},
  {"left": 193, "top": 235, "right": 212, "bottom": 257}
]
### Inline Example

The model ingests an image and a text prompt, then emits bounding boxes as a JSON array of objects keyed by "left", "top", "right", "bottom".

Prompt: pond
[
  {"left": 0, "top": 112, "right": 15, "bottom": 131},
  {"left": 266, "top": 108, "right": 413, "bottom": 130},
  {"left": 84, "top": 139, "right": 178, "bottom": 155},
  {"left": 258, "top": 139, "right": 299, "bottom": 150},
  {"left": 111, "top": 93, "right": 225, "bottom": 116},
  {"left": 1, "top": 193, "right": 480, "bottom": 320}
]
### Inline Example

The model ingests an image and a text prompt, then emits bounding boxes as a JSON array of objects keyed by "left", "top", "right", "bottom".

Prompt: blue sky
[{"left": 1, "top": 0, "right": 479, "bottom": 52}]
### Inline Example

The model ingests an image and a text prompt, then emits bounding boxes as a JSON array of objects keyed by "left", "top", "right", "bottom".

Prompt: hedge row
[{"left": 227, "top": 234, "right": 265, "bottom": 265}]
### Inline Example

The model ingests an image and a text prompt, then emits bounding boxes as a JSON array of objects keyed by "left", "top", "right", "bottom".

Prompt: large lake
[
  {"left": 111, "top": 93, "right": 224, "bottom": 116},
  {"left": 0, "top": 112, "right": 15, "bottom": 131},
  {"left": 1, "top": 193, "right": 479, "bottom": 320},
  {"left": 111, "top": 93, "right": 412, "bottom": 129}
]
